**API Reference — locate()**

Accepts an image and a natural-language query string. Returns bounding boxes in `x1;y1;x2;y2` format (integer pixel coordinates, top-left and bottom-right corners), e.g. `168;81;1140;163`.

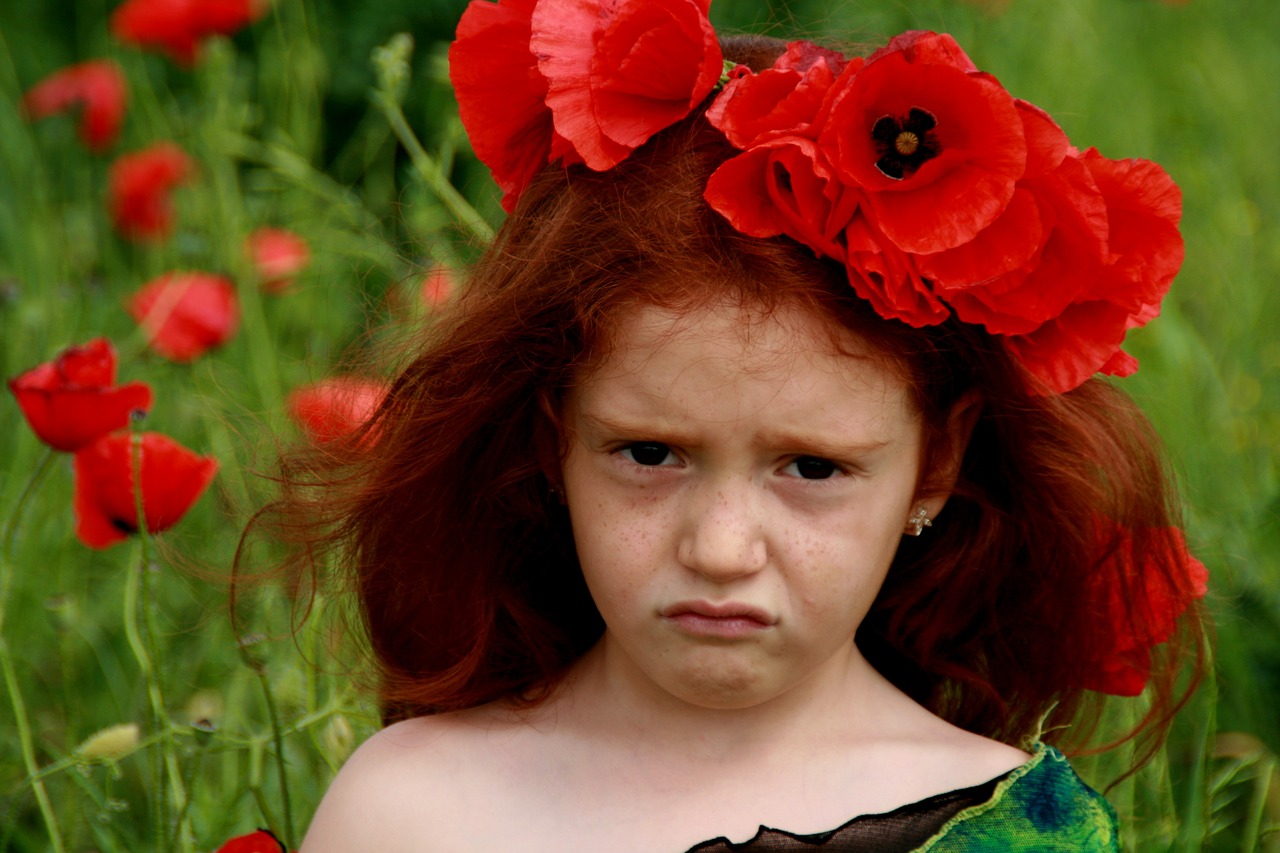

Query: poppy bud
76;723;141;761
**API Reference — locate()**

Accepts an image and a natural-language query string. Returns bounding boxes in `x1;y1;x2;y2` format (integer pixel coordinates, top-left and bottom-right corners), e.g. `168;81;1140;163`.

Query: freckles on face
559;298;926;709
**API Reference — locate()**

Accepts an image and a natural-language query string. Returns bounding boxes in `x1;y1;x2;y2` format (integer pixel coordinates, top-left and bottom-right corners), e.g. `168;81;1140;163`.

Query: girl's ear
911;391;983;526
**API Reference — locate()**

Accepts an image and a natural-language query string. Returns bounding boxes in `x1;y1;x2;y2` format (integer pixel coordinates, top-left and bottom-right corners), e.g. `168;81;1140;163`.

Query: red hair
261;37;1205;760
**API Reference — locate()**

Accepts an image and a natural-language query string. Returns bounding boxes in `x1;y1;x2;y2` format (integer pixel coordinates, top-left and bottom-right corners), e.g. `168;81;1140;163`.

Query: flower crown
448;0;1184;395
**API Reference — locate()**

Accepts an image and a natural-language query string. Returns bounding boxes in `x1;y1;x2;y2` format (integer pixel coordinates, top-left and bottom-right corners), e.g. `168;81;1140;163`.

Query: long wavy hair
257;36;1205;764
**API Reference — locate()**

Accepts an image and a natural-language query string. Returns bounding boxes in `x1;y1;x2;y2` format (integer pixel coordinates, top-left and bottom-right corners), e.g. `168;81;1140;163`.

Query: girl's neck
555;638;899;763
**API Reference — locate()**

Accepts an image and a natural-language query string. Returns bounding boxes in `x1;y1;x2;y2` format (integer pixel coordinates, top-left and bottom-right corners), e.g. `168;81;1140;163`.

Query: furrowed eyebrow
751;429;891;459
577;413;891;459
576;412;698;445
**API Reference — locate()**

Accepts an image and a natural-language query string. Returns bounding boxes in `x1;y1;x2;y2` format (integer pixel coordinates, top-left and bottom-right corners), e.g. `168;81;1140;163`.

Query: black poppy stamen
872;107;940;180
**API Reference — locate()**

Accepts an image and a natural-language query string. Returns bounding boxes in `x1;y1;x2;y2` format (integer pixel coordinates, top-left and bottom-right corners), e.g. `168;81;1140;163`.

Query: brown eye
623;442;673;466
790;456;838;480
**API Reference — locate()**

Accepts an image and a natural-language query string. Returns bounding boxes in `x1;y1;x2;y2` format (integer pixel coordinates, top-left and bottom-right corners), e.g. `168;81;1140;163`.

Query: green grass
1;0;1277;849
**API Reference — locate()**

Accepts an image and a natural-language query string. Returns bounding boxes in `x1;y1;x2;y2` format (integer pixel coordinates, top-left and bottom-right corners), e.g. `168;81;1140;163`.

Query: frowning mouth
661;600;776;638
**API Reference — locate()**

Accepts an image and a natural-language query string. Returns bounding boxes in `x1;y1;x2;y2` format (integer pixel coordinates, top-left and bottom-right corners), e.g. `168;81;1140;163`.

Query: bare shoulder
862;678;1031;795
300;710;513;852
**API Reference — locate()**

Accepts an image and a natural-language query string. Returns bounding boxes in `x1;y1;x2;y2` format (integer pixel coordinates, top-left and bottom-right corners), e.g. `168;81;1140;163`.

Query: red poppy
450;0;721;210
215;829;286;853
450;0;563;213
111;0;264;66
707;40;852;149
530;0;722;171
420;266;457;310
843;210;949;327
22;60;128;152
1081;523;1208;696
944;147;1181;393
108;142;193;242
127;272;239;362
244;227;310;294
8;339;153;452
287;377;388;445
705;137;854;261
819;31;1027;255
73;431;218;549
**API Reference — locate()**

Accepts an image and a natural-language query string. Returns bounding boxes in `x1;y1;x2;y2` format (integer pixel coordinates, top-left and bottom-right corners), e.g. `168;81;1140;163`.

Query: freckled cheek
785;533;891;617
574;495;671;615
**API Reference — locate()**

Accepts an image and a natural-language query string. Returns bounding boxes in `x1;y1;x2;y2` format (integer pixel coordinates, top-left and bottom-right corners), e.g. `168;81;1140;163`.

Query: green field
1;0;1277;849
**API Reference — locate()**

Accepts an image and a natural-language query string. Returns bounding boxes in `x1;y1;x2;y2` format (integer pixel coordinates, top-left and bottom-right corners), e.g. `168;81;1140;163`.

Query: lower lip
667;613;772;639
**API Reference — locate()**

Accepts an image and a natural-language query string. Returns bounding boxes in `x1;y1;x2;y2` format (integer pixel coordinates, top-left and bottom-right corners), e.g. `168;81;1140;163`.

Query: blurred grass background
1;0;1277;849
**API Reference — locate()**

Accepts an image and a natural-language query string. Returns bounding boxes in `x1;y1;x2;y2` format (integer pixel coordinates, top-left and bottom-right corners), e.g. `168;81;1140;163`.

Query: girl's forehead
572;299;915;414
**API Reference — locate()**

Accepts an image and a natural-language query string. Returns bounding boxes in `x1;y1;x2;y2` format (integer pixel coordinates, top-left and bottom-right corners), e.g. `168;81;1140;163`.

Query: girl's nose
676;481;768;581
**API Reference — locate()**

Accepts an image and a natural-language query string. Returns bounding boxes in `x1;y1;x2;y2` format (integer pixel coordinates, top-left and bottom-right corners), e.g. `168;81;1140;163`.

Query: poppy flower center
871;108;940;180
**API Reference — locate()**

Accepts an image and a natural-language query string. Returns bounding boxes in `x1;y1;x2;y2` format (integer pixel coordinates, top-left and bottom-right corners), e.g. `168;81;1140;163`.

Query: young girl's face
561;298;933;711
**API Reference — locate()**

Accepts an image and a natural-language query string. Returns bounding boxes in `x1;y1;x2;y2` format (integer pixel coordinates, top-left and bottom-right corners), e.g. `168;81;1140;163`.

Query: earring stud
906;505;932;536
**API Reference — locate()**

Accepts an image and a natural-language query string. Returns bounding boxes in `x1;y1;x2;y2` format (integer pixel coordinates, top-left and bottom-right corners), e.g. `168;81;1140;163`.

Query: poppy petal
8;339;154;452
73;432;218;549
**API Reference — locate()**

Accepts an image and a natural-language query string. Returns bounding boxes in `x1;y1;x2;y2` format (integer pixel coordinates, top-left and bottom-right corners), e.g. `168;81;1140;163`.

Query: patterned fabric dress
685;743;1120;852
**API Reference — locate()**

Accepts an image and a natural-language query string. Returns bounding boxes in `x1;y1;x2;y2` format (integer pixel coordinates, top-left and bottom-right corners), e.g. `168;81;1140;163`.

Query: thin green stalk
0;447;64;850
256;665;295;847
171;726;215;843
122;540;167;850
0;636;67;853
371;90;493;243
126;430;193;852
0;448;56;633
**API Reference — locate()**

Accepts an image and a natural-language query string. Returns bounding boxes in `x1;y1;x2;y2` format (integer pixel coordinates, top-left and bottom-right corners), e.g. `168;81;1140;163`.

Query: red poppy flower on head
956;148;1181;393
244;227;310;294
287;377;389;446
108;142;193;242
420;266;457;310
450;0;566;212
127;272;239;362
22;60;128;152
707;40;853;149
1080;522;1208;696
111;0;264;66
705;137;855;261
530;0;723;171
215;829;286;853
819;30;1027;254
73;431;218;549
932;153;1109;336
843;210;949;327
8;338;153;452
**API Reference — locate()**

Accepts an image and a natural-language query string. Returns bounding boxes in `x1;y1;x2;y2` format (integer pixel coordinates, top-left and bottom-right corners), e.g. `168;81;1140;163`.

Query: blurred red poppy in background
1081;522;1209;696
8;338;153;452
420;266;456;310
127;272;239;361
22;59;129;152
73;431;218;549
244;227;311;293
108;142;192;242
287;377;388;445
111;0;265;66
215;829;286;853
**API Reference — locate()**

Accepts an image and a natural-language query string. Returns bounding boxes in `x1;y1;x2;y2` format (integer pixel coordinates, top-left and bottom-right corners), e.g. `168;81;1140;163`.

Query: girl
292;4;1207;849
